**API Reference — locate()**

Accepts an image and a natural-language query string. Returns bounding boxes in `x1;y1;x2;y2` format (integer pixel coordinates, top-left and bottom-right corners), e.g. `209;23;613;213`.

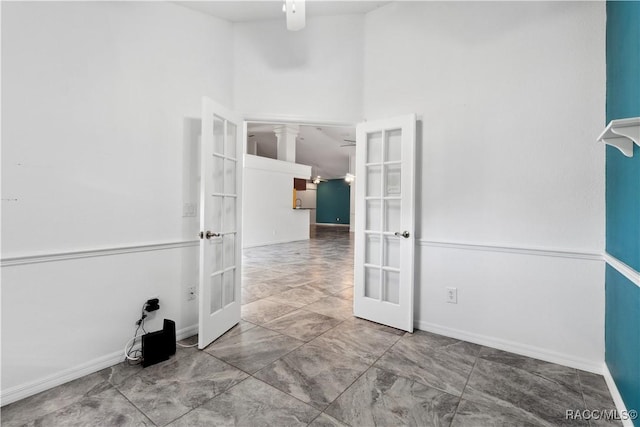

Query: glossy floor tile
25;388;153;427
263;309;342;342
254;339;372;410
167;377;319;427
2;226;621;426
204;325;304;374
116;350;249;426
326;367;459;426
461;357;588;426
375;329;480;396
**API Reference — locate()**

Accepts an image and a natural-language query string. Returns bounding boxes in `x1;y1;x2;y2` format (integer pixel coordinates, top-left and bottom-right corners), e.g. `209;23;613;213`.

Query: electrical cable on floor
124;302;149;364
176;341;198;348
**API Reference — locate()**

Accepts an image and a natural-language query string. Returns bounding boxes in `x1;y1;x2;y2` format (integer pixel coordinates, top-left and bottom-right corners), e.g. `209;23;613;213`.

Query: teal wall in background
316;179;350;224
605;0;640;270
606;266;640;416
605;1;640;420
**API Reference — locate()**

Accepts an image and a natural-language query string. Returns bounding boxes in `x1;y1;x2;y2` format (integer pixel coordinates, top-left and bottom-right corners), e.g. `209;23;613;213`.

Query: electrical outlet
187;286;197;301
446;287;457;304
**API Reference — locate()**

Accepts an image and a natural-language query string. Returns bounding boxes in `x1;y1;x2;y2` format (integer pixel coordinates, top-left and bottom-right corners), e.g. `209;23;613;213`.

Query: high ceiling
247;123;355;179
178;1;389;23
179;1;374;179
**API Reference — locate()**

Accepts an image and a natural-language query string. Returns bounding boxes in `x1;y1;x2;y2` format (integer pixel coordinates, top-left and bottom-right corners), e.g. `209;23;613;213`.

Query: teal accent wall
316;179;350;225
605;1;640;420
606;266;640;416
605;0;640;271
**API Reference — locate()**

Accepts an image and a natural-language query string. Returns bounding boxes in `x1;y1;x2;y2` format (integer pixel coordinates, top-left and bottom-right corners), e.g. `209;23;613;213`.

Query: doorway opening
242;122;357;248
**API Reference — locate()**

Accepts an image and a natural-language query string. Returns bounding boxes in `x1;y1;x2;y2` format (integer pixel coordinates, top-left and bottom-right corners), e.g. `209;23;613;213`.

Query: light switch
182;203;197;217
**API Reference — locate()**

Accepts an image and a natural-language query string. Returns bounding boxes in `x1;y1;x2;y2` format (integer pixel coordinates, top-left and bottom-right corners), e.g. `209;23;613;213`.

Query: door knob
199;231;221;239
394;231;410;238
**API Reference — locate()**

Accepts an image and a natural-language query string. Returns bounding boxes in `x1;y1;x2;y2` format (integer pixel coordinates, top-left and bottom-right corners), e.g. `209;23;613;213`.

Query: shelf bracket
597;117;640;157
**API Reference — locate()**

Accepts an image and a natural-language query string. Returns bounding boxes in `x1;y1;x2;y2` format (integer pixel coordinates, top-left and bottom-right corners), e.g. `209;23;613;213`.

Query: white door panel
354;114;416;332
199;97;242;349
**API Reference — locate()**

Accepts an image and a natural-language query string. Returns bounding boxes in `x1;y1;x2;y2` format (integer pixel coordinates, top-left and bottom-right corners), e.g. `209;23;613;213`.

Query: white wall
364;1;606;370
233;15;364;123
243;155;312;247
1;1;233;402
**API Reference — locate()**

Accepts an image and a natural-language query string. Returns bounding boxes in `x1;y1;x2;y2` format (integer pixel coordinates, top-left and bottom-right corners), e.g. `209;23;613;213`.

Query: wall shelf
597;117;640;157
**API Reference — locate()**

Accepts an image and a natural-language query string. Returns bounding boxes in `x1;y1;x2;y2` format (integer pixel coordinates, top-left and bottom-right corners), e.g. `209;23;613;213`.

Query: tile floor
1;226;621;426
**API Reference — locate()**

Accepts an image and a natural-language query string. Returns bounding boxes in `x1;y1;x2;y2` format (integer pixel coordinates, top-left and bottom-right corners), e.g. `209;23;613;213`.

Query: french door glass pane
223;197;236;232
223;270;235;306
210;273;223;314
224;160;236;194
365;234;380;265
384;236;400;269
223;234;235;269
226;122;237;159
385;128;402;162
212;156;224;194
385;164;401;196
383;270;400;304
210;239;223;272
210;195;223;233
213;115;224;155
366;165;382;197
366;200;381;231
384;199;401;232
367;132;383;163
364;267;380;299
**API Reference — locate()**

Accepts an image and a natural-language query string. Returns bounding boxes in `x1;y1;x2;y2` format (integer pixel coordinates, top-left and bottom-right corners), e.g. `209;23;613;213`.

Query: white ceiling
178;1;389;23
247;123;355;179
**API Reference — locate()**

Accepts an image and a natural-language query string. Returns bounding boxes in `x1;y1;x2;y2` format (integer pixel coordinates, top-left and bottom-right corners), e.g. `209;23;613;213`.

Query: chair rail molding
1;240;200;267
417;239;602;261
603;252;640;288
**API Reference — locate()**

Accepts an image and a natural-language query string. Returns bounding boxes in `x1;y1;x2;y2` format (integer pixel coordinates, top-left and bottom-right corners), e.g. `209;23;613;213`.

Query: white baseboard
0;351;124;407
0;325;198;407
603;365;635;427
242;237;310;249
415;320;603;374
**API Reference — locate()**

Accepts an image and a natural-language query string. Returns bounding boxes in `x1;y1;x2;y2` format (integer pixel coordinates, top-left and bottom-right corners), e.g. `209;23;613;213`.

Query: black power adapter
144;298;160;312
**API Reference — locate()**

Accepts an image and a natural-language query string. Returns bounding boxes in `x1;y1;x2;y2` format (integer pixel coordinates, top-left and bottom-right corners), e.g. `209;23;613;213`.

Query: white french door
353;114;416;332
198;97;243;349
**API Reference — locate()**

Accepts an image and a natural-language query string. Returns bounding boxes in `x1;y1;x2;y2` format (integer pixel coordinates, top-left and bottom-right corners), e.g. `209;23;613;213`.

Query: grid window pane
210;273;223;314
383;270;400;304
224;159;236;194
365;234;381;265
223;234;235;269
223;270;235;306
383;236;400;269
385;129;402;162
385;164;401;196
366;200;381;231
384;199;401;232
367;132;382;163
364;267;380;300
213;115;224;155
226;122;237;159
366;165;382;197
